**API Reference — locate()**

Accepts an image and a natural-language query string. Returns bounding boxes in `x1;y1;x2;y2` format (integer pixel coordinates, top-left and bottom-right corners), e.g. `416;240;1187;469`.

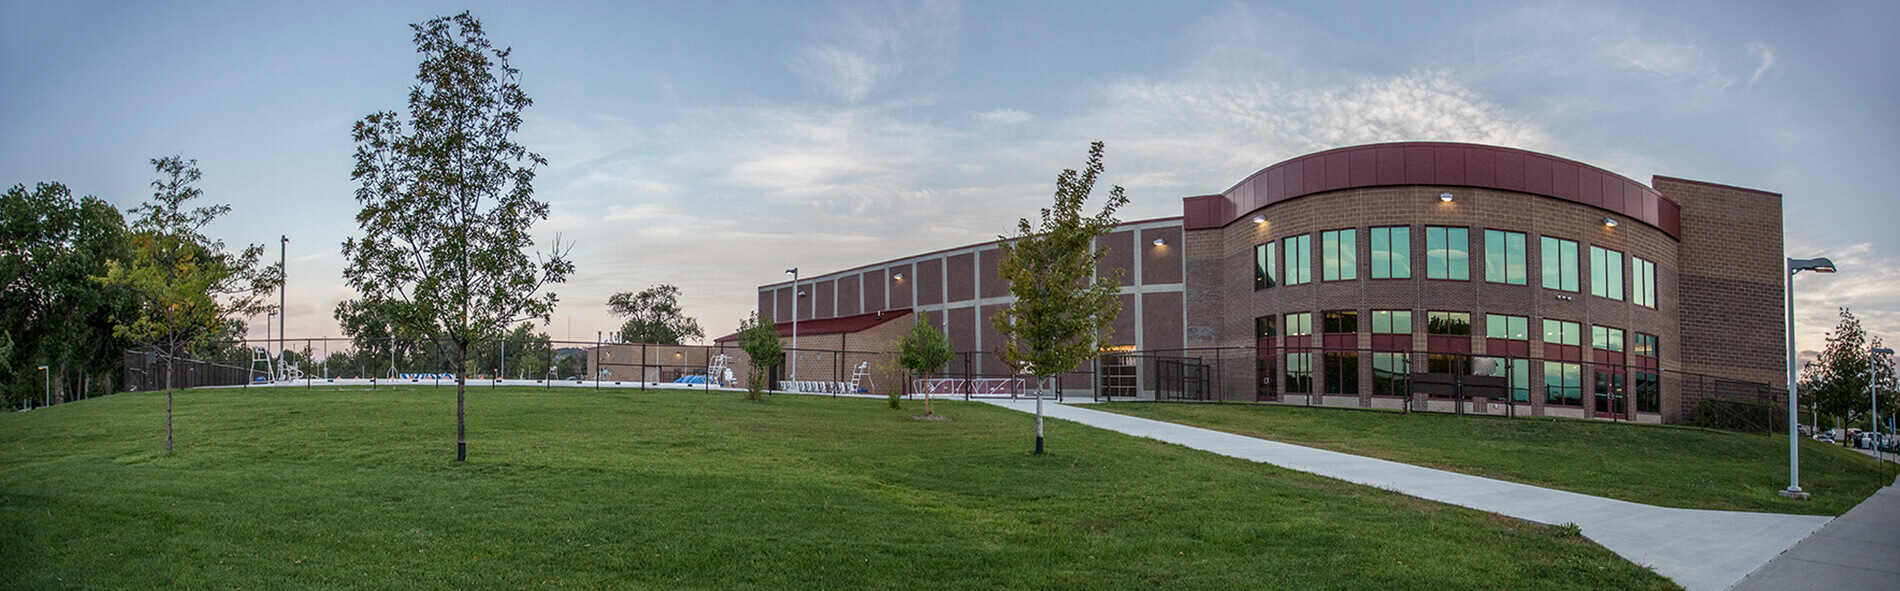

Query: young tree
898;314;954;417
1800;308;1896;428
992;141;1127;455
737;312;784;401
100;156;280;453
342;11;573;461
607;285;704;344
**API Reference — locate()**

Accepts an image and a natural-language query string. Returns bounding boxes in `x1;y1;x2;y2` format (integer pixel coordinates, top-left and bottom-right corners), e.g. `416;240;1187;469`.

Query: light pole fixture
1783;256;1837;499
1873;346;1893;463
786;268;799;384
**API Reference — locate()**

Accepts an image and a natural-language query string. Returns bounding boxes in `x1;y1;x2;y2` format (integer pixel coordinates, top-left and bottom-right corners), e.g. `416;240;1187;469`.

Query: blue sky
3;0;1895;357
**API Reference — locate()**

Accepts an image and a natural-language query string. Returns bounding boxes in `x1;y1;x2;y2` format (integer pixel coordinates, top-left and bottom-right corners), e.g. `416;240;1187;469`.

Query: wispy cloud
791;0;960;104
1745;41;1778;87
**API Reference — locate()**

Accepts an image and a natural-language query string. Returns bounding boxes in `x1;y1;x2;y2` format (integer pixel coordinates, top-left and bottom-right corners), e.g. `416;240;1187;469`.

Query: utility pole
786;268;799;384
279;235;288;382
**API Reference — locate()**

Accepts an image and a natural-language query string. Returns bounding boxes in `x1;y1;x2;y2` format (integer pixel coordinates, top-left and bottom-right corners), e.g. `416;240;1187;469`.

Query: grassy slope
1093;402;1891;516
1;386;1676;590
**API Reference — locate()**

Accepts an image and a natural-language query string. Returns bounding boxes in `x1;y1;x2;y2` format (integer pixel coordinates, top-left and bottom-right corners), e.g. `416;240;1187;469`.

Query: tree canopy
737;312;783;401
898;314;954;416
341;11;571;461
1800;308;1896;427
0;182;135;407
607;284;704;345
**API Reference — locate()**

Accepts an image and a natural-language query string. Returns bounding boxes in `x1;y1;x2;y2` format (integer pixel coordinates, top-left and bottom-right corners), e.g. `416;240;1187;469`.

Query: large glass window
1372;310;1412;334
1254;242;1276;291
1323;310;1358;334
1590;246;1624;300
1634;373;1660;413
1543;319;1581;347
1541;237;1579;292
1427;311;1471;336
1485;314;1529;341
1632;257;1656;308
1484;358;1531;402
1325;352;1359;394
1255;316;1276;339
1322;229;1357;281
1633;333;1658;358
1285;353;1313;393
1591;326;1625;352
1425;227;1469;280
1484;230;1528;285
1427;311;1471;374
1285;312;1313;336
1544;362;1582;406
1369;226;1410;279
1284;235;1311;285
1372;352;1410;397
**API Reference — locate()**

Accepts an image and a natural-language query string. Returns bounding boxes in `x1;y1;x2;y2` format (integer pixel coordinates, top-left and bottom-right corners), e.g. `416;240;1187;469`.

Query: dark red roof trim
1185;142;1683;240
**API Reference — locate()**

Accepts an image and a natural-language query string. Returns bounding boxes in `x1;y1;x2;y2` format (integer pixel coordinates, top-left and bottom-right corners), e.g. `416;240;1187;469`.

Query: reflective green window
1485;314;1528;340
1635;373;1660;413
1372;352;1410;397
1370;226;1410;279
1427;311;1470;335
1284;235;1311;285
1425;227;1469;280
1632;257;1656;307
1544;362;1582;406
1285;312;1312;336
1322;229;1357;281
1371;310;1412;334
1591;326;1625;351
1590;246;1624;300
1541;237;1579;292
1484;230;1527;285
1542;319;1580;346
1254;242;1276;290
1285;353;1313;393
1255;316;1276;339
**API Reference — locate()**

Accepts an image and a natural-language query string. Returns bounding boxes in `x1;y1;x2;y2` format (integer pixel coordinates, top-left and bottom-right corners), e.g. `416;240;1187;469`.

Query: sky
3;0;1896;360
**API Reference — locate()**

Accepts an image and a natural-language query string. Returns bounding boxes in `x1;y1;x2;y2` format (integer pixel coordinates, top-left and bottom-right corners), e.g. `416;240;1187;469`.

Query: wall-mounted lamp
1152;238;1166;246
797;290;807;297
1252;215;1266;224
893;273;904;281
1603;217;1618;227
1440;192;1455;202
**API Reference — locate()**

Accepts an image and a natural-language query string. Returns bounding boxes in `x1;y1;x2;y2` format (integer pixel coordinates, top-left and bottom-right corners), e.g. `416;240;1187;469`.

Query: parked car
1814;433;1835;443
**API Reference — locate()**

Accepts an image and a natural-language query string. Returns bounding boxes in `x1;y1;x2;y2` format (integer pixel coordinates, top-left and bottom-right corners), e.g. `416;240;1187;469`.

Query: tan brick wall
1653;177;1787;391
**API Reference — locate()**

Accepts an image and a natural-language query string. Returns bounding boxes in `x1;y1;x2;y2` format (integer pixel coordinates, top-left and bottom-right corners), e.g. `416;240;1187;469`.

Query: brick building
741;142;1783;422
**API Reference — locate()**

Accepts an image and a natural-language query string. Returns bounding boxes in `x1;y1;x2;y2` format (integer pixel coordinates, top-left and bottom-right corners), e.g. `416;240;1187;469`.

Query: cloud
1785;241;1900;358
1745;42;1777;87
791;0;961;104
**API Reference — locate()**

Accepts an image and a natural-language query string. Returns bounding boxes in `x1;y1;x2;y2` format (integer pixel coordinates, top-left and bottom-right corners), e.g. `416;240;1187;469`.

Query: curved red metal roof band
1183;142;1682;239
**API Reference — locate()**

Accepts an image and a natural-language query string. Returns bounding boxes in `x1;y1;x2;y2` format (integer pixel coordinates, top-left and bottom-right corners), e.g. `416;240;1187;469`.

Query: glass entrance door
1593;371;1627;420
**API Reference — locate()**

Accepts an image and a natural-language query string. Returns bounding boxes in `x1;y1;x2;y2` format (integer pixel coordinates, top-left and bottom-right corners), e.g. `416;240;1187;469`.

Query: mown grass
1;386;1678;590
1093;401;1892;516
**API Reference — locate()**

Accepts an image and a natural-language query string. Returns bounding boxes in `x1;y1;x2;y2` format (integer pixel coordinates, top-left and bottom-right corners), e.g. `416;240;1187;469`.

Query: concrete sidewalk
981;399;1833;591
1728;484;1900;589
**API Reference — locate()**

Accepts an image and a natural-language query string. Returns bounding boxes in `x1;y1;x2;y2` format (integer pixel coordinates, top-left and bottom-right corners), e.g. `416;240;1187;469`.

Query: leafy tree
898;314;954;417
0;182;136;407
1800;308;1896;429
342;12;573;461
992;141;1127;454
100;156;280;453
737;312;783;401
470;323;552;379
607;285;704;345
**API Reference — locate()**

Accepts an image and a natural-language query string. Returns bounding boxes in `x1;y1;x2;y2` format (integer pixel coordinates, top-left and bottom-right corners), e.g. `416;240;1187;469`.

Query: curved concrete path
981;399;1832;591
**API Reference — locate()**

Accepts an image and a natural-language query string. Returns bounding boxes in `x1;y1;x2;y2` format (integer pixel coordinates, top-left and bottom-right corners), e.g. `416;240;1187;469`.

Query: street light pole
1783;256;1836;499
37;365;48;409
280;235;287;383
786;268;799;385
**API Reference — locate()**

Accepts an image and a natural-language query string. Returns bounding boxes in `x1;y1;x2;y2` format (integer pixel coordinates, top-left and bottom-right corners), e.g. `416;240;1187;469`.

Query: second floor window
1322;229;1356;281
1541;236;1579;292
1370;226;1410;279
1590;246;1624;300
1426;227;1469;280
1484;230;1527;285
1285;235;1312;285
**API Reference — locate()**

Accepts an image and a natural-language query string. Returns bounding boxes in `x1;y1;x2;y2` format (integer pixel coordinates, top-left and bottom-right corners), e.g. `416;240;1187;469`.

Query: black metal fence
122;349;263;391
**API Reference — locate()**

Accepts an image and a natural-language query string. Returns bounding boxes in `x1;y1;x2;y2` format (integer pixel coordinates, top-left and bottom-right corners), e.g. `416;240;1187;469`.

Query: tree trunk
165;346;174;455
456;341;468;462
923;371;933;416
1034;375;1045;455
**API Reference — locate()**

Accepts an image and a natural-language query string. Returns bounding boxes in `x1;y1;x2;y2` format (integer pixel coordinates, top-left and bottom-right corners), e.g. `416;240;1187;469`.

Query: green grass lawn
1092;401;1893;516
1;386;1677;590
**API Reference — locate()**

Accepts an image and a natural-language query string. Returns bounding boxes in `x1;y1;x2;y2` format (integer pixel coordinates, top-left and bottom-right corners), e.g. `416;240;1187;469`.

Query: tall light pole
266;311;276;382
37;365;48;409
785;268;799;384
1783;256;1836;499
279;235;287;383
1872;346;1893;463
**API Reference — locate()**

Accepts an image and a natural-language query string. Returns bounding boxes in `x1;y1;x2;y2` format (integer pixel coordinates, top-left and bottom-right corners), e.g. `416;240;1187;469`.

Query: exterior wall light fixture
893;273;904;281
1604;217;1618;227
1440;192;1454;202
1252;215;1266;224
1153;238;1166;246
